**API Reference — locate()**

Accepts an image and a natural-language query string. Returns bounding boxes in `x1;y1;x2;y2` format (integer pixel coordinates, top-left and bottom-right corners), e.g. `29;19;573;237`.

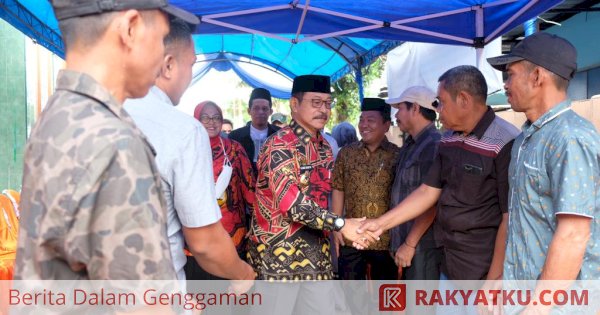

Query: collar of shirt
290;120;323;144
453;106;495;139
56;69;125;119
521;99;571;138
250;124;269;140
359;136;394;153
148;86;174;107
406;123;437;145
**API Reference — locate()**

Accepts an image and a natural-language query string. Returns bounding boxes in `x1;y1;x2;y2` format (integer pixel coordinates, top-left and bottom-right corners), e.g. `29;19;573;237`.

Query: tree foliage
327;56;386;130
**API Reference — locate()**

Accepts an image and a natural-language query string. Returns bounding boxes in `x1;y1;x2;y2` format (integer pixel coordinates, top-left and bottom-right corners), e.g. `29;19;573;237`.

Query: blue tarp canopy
1;0;562;98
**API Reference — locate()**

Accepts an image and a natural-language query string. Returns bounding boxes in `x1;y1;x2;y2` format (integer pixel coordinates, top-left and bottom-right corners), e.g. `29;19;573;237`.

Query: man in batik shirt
332;98;399;281
248;75;372;315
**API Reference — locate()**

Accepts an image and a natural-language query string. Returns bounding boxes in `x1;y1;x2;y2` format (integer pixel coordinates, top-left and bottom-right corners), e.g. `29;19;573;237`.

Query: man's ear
384;120;392;132
162;54;174;79
534;67;547;87
290;97;299;113
458;91;471;109
117;10;143;50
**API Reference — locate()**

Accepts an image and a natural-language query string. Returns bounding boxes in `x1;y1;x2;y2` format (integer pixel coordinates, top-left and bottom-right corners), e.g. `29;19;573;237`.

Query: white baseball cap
386;86;437;111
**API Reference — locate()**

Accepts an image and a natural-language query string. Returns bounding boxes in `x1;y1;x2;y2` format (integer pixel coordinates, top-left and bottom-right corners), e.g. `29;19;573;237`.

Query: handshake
338;217;384;250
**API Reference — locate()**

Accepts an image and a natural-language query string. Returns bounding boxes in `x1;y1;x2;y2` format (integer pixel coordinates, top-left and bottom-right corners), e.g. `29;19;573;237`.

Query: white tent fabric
385;38;504;103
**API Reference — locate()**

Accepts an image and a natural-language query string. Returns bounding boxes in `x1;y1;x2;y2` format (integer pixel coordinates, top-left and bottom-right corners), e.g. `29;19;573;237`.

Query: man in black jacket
229;87;280;173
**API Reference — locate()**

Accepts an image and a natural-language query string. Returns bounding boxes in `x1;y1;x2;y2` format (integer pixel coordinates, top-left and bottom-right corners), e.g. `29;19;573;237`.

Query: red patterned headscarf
193;101;222;122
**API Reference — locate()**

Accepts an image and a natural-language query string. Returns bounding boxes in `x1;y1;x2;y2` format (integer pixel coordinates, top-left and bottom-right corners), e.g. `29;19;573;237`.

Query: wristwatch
333;217;345;231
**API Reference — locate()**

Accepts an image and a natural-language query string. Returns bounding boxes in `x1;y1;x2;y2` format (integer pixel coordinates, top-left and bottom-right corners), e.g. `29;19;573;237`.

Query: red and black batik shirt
247;120;339;281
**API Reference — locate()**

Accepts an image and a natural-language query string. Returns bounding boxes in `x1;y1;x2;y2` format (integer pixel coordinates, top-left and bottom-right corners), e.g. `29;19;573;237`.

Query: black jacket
229;122;280;173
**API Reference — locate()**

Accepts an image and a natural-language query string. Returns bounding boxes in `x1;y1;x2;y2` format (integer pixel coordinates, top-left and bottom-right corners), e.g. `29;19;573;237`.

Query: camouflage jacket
14;70;175;280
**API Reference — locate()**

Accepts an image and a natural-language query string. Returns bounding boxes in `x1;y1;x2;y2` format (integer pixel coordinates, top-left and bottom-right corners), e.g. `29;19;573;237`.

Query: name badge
300;165;313;172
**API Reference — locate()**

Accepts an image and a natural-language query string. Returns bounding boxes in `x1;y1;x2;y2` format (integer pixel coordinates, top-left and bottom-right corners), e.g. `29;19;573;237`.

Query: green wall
546;7;600;71
0;19;27;190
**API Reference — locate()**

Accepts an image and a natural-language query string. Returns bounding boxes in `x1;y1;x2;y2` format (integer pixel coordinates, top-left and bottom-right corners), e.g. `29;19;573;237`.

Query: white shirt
250;124;268;162
124;87;221;280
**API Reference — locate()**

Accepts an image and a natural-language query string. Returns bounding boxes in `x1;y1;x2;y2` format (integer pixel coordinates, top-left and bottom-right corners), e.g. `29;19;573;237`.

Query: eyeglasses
199;115;223;124
307;98;334;109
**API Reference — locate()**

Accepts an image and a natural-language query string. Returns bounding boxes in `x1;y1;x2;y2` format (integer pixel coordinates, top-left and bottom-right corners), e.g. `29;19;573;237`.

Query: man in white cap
388;86;441;277
387;86;441;314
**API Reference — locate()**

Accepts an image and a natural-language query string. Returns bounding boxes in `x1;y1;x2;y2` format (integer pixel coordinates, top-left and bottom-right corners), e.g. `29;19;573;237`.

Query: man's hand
333;231;345;257
228;263;256;294
394;243;416;269
477;277;503;315
352;218;384;249
340;217;379;249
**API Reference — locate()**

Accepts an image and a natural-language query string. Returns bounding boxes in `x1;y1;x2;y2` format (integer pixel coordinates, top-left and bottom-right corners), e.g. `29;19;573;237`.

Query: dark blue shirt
389;123;441;253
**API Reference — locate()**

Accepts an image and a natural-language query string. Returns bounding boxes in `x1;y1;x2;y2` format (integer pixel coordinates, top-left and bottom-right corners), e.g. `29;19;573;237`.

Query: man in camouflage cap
15;0;198;280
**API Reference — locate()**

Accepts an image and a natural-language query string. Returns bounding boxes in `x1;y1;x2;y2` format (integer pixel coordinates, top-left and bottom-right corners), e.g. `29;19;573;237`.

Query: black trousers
184;256;247;315
337;247;398;315
399;247;442;315
400;247;442;280
338;246;398;280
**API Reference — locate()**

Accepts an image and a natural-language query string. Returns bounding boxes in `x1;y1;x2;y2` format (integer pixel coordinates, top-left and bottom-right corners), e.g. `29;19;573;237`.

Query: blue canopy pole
355;68;364;103
475;5;484;69
524;18;537;37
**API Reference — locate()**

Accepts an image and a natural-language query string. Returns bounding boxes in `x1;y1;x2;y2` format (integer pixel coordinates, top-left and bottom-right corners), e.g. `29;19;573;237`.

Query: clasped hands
338;217;383;249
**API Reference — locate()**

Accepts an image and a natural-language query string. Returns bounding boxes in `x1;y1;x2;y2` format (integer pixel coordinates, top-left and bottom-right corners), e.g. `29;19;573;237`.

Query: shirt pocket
307;166;331;208
399;161;422;190
452;163;487;204
521;161;550;209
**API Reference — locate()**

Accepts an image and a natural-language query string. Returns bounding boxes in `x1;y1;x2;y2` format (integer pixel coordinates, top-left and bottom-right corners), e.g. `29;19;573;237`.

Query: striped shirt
425;107;519;280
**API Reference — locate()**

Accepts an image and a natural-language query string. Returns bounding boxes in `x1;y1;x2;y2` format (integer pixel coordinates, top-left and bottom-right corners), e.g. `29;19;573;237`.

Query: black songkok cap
249;88;272;108
291;75;331;94
361;98;390;116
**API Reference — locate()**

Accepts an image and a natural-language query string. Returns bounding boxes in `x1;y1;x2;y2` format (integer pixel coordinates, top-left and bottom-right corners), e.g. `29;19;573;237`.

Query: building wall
0;19;28;190
496;98;600;132
546;7;600;99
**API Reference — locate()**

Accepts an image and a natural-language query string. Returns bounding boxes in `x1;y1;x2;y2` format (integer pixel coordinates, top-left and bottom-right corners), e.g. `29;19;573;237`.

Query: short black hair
57;11;118;50
521;60;569;91
376;110;392;123
291;92;304;102
438;65;487;104
404;102;437;122
164;18;193;54
222;119;233;126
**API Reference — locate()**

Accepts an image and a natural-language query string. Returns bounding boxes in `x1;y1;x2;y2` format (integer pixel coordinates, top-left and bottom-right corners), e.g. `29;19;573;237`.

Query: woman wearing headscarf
332;121;359;148
185;101;256;280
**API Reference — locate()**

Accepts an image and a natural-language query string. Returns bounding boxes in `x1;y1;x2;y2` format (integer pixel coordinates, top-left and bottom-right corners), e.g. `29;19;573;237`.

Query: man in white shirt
124;18;254;285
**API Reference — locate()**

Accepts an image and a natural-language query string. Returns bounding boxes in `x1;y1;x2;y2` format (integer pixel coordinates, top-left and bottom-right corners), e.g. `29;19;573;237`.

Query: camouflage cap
271;112;288;124
51;0;200;25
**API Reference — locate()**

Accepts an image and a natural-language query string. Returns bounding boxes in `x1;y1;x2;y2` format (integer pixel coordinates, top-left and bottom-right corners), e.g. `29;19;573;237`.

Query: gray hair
438;65;487;104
